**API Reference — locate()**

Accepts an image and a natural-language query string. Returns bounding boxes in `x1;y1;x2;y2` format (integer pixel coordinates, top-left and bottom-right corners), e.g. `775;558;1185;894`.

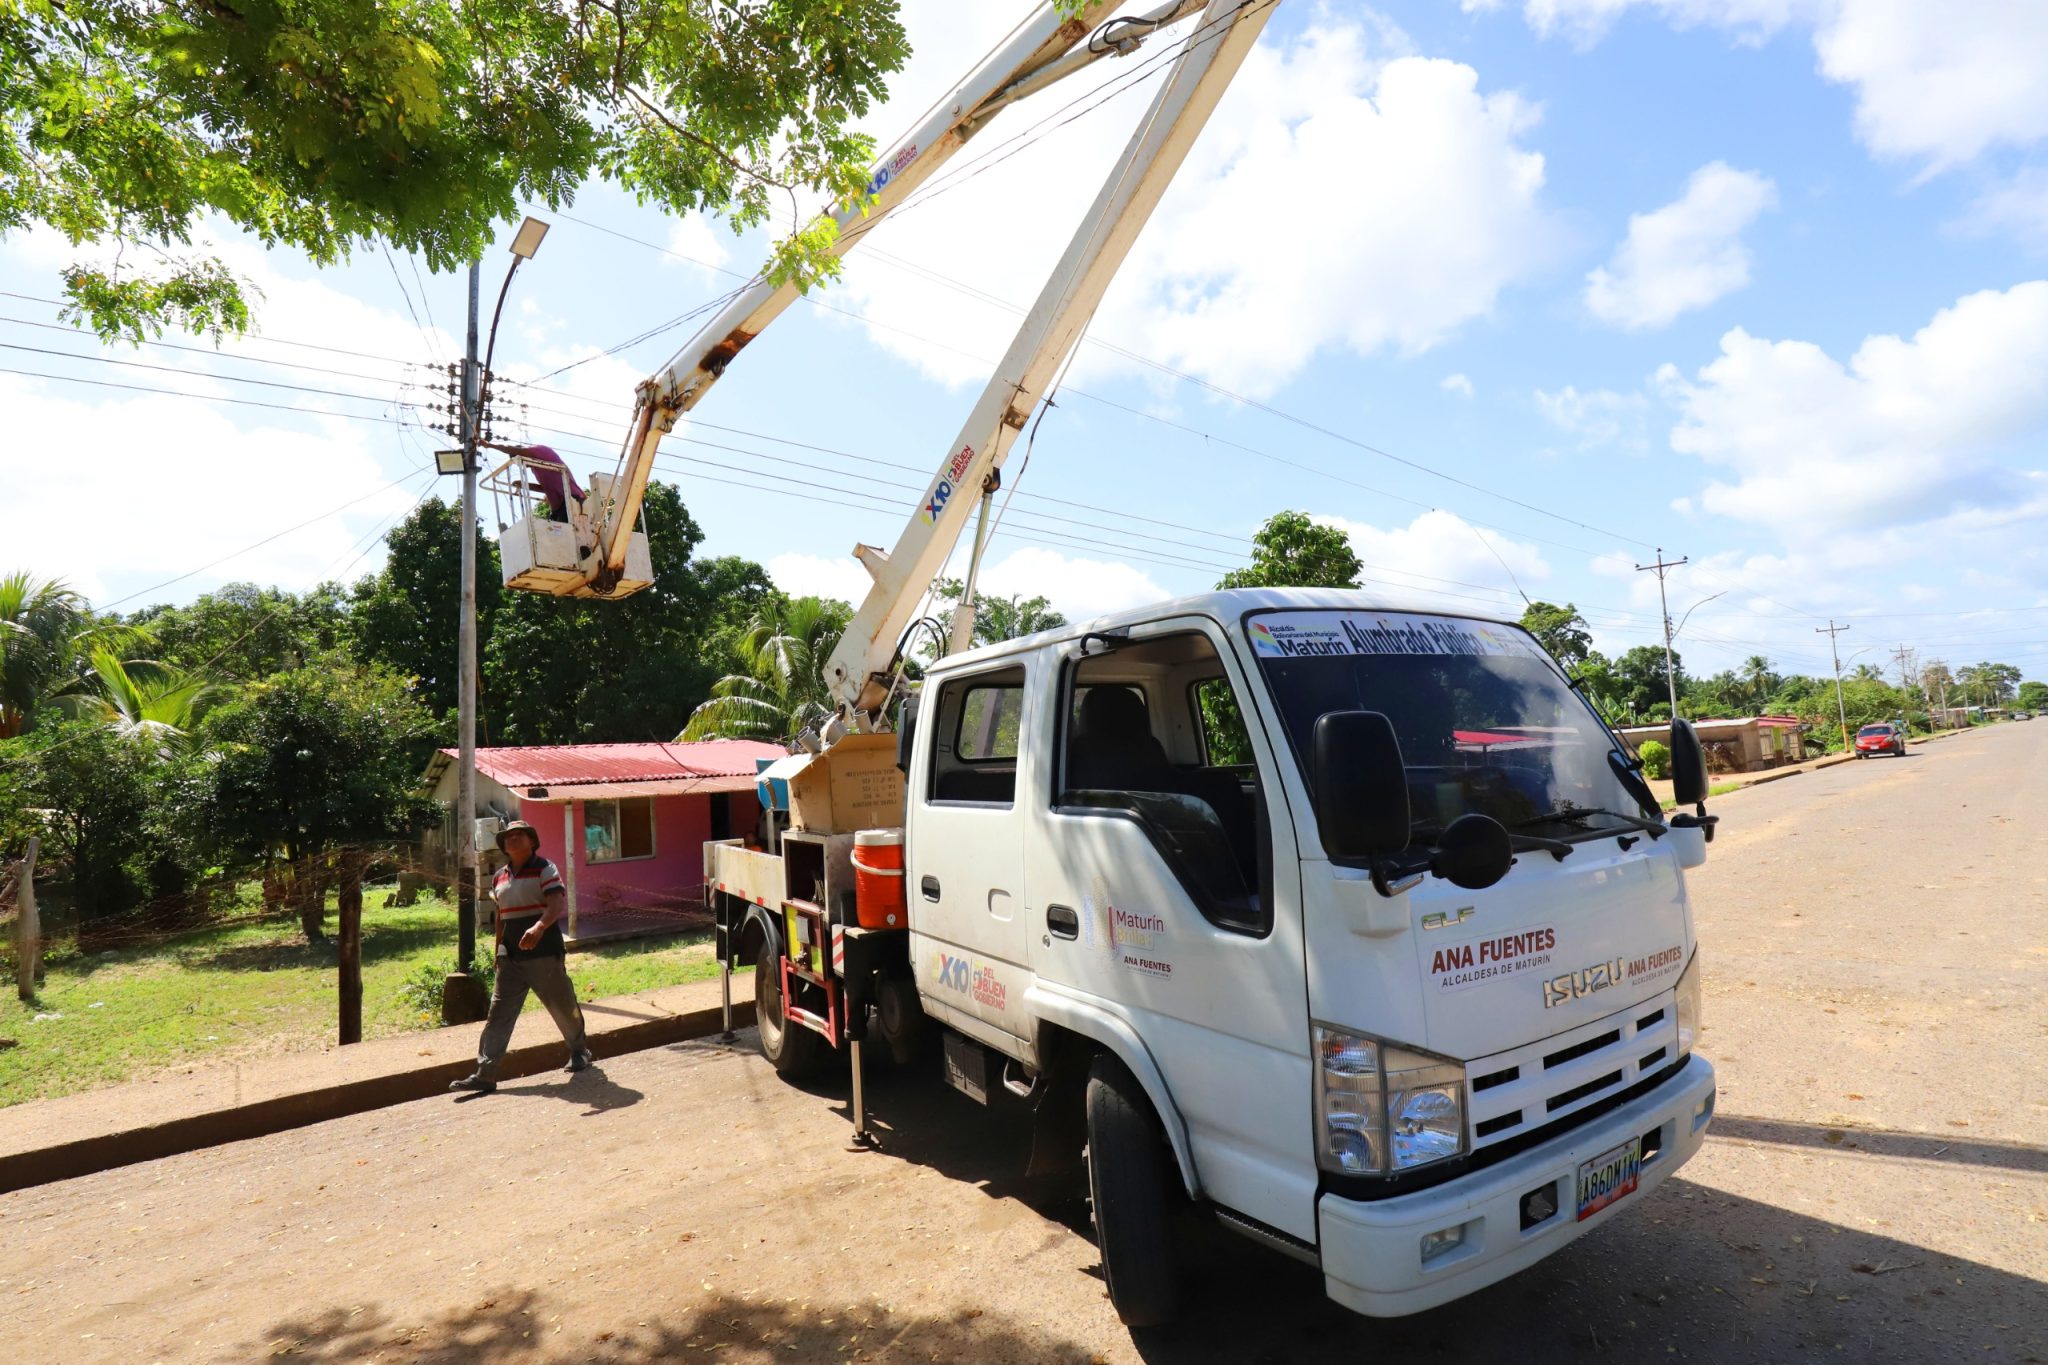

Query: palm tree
0;572;93;737
54;648;224;758
679;597;846;743
1742;655;1776;708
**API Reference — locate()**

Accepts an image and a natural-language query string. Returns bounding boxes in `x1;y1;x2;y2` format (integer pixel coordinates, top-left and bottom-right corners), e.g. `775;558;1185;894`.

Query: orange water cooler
850;829;907;929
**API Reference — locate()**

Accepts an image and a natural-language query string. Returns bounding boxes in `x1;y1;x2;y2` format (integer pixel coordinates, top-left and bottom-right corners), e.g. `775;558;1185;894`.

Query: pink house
425;740;782;938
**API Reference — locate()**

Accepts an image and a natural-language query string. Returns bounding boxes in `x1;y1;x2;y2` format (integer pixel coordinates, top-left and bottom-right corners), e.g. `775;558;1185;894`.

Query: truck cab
902;587;1716;1320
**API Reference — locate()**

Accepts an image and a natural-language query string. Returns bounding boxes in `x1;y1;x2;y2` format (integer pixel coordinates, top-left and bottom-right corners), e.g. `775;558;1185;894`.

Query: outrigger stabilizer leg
849;1038;877;1150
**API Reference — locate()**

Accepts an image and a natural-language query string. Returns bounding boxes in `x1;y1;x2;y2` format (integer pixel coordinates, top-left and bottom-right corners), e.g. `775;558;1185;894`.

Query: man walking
450;820;593;1093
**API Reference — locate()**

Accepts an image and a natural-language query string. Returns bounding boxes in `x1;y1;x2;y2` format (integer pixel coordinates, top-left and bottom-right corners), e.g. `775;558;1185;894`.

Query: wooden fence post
14;837;38;1002
338;848;364;1045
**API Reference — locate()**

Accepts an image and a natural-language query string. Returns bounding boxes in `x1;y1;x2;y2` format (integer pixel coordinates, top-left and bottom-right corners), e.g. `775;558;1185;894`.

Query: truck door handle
1047;904;1079;939
920;875;941;902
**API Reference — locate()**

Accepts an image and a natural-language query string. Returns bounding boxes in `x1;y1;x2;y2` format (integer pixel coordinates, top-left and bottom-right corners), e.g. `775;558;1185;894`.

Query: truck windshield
1246;609;1655;840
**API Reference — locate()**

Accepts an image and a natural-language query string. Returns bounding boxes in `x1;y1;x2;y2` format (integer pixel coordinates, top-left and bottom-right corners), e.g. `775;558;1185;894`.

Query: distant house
1617;716;1805;773
423;740;783;938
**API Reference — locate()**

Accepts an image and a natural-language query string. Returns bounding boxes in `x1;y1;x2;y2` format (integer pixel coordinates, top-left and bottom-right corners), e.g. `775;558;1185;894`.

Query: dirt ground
2;724;2042;1364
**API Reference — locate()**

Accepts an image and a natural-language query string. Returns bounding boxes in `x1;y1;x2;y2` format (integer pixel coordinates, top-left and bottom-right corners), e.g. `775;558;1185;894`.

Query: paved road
4;726;2043;1364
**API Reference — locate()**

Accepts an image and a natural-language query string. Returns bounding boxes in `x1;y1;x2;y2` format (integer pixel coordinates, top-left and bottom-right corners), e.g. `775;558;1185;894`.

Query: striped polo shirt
493;854;566;958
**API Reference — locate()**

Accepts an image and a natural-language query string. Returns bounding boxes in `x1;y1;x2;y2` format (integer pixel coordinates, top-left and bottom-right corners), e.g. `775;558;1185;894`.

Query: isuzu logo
1543;957;1625;1009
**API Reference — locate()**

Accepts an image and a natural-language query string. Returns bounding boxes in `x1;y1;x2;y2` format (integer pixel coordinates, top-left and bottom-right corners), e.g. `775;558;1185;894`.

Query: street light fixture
1671;590;1726;643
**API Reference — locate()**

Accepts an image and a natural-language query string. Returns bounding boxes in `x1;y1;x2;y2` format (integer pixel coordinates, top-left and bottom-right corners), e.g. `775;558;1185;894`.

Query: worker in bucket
449;820;593;1093
485;441;585;524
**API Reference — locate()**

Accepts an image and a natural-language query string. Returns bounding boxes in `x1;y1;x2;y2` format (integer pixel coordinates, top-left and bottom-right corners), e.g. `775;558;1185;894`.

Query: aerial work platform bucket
484;452;654;599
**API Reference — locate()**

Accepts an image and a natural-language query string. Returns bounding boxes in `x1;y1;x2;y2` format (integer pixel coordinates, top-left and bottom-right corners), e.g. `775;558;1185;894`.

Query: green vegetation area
0;887;725;1109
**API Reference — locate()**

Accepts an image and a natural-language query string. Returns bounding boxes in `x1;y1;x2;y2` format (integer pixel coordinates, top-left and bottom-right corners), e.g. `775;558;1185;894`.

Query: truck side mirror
1669;717;1709;806
1311;711;1411;861
895;693;919;775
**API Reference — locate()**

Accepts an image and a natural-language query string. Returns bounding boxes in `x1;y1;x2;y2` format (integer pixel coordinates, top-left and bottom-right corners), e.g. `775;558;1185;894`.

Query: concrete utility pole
1635;549;1688;719
1818;621;1852;752
1891;644;1916;720
446;261;487;1024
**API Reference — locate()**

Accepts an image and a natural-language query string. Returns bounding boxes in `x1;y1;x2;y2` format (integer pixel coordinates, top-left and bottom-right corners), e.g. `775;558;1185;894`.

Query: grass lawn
0;887;727;1109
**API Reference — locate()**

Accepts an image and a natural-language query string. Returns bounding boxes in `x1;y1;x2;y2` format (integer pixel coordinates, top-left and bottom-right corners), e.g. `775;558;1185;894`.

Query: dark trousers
476;951;588;1076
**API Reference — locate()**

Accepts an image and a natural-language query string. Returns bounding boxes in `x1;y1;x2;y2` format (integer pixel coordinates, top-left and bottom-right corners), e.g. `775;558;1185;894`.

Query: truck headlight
1674;952;1703;1057
1314;1026;1466;1176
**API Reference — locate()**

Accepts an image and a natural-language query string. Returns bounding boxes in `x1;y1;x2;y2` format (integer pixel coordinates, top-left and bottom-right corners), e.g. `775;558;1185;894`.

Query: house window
585;797;656;863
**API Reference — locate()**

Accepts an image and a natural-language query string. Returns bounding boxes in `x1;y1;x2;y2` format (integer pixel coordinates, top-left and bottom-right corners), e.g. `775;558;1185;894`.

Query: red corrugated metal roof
438;740;786;789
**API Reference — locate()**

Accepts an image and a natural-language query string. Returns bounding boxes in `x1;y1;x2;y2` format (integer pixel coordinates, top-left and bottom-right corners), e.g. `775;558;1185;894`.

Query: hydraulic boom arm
824;0;1277;721
581;1;1214;595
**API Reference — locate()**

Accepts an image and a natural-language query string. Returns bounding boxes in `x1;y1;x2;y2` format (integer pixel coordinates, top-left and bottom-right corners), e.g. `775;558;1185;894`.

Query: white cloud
1525;0;1803;48
0;228;450;603
1441;372;1476;398
1534;384;1649;449
1521;2;2048;175
666;215;736;273
975;546;1168;622
766;551;873;608
1812;1;2048;173
1660;281;2048;537
1585;162;1775;330
1;374;417;604
1315;509;1549;607
1963;167;2048;252
834;10;1558;397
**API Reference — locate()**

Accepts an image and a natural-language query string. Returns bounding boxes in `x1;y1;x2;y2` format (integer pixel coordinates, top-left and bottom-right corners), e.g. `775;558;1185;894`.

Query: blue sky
4;0;2046;685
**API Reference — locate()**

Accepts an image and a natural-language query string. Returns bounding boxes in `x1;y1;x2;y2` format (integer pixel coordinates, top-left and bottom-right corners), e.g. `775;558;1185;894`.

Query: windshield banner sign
1248;611;1545;661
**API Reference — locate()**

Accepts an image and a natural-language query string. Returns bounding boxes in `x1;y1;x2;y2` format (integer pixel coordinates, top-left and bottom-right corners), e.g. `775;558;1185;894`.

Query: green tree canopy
352;499;499;723
1519;601;1593;669
9;719;156;919
1218;511;1362;590
4;0;910;339
132;581;350;682
2017;680;2048;712
1611;644;1683;721
932;578;1067;651
486;482;776;744
195;657;437;937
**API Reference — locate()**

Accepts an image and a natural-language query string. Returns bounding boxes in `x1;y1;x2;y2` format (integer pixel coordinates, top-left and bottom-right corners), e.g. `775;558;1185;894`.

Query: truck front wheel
755;943;823;1077
1085;1054;1184;1328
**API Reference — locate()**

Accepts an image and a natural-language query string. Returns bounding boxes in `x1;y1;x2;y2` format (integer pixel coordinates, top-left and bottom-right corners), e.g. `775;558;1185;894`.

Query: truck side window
1058;634;1269;936
928;667;1024;807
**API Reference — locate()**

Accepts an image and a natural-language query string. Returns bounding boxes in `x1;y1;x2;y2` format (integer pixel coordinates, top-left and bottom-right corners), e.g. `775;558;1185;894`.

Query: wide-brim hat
495;819;541;853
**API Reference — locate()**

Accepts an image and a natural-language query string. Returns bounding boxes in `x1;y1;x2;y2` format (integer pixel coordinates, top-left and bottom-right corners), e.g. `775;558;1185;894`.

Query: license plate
1576;1138;1642;1221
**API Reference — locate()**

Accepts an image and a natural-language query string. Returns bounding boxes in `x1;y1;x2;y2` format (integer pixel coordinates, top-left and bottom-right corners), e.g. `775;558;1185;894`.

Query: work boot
563;1049;594;1074
448;1070;496;1094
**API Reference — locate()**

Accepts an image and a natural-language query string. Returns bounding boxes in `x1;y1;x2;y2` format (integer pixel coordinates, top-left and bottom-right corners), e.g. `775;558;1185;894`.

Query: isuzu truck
498;0;1721;1326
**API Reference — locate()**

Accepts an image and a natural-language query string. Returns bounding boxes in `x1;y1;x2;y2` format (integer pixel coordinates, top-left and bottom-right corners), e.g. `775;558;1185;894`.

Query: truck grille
1465;993;1679;1153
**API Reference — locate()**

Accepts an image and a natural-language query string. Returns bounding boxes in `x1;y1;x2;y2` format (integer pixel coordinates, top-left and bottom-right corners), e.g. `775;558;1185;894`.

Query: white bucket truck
713;593;1718;1325
522;0;1720;1326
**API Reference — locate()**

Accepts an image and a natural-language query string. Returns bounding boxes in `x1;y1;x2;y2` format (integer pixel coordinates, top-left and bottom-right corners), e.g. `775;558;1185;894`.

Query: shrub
1638;740;1672;779
396;958;495;1026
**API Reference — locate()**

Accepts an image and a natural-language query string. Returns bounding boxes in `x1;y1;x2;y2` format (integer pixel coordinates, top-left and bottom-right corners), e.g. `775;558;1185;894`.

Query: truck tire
1085;1053;1183;1328
755;943;823;1077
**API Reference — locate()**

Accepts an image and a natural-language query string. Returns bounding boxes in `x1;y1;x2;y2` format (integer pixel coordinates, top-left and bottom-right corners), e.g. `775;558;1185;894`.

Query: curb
0;996;755;1195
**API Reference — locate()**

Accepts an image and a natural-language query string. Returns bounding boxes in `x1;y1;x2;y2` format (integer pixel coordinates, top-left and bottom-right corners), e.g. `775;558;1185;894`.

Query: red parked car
1854;723;1906;757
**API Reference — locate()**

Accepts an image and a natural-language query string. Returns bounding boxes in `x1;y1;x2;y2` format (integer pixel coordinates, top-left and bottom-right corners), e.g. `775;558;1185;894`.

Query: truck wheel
755;943;822;1077
1086;1054;1183;1328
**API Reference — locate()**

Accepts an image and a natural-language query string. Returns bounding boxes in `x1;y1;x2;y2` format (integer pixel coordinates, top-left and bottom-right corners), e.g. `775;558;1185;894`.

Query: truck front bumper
1316;1054;1716;1318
